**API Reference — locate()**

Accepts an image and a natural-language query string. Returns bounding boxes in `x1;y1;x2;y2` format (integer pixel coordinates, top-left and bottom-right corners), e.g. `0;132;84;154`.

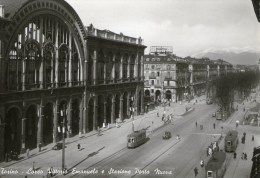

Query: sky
66;0;260;57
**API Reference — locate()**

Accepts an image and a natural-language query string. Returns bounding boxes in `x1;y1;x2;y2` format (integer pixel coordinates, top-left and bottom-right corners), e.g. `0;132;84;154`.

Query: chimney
0;5;4;18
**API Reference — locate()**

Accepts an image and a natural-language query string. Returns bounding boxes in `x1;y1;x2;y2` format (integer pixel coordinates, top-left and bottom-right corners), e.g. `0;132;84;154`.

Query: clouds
66;0;260;57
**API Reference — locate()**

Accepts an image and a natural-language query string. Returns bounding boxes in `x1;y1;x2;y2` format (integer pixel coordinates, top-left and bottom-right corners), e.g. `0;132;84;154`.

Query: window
151;89;154;93
157;80;159;85
167;65;171;70
151;65;155;70
167;72;170;78
157;72;160;76
167;81;170;86
227;141;232;146
151;80;154;85
207;171;213;178
151;72;155;77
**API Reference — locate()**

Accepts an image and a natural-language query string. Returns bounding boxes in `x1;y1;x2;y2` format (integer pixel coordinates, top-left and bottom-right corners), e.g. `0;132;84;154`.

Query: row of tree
212;70;260;115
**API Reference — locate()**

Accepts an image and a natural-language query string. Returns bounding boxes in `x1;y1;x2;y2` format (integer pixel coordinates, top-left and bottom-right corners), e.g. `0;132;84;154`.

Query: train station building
0;0;146;162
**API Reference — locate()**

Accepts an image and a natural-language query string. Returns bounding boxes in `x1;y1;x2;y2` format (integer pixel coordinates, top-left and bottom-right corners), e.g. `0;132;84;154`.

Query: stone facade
144;46;233;102
0;0;146;162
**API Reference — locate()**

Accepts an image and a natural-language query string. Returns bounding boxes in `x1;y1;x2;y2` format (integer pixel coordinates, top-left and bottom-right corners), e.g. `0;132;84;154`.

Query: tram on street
127;129;147;148
205;151;227;178
225;130;238;152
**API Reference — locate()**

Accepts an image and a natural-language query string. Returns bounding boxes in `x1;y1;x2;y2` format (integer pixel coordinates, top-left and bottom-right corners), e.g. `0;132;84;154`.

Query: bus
205;151;227;178
127;129;147;148
225;130;238;152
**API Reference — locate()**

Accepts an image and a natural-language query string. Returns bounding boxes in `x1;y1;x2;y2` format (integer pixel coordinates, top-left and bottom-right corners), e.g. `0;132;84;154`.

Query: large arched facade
0;0;87;159
0;0;146;162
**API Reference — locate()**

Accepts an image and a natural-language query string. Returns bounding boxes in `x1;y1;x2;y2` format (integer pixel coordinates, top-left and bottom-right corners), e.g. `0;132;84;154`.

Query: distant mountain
193;50;260;65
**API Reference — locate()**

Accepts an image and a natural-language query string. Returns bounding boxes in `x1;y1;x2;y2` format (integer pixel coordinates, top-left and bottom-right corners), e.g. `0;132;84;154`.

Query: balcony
164;76;172;80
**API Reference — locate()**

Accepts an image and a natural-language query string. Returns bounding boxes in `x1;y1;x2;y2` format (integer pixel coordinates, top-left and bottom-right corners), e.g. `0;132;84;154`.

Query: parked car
206;98;213;105
163;131;172;140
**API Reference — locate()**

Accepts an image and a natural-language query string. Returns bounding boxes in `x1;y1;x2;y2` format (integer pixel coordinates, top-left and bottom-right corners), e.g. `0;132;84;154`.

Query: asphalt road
76;103;220;178
1;92;259;178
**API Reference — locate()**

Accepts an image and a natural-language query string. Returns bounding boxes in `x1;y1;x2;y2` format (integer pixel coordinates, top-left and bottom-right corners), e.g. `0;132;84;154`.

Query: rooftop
86;24;144;46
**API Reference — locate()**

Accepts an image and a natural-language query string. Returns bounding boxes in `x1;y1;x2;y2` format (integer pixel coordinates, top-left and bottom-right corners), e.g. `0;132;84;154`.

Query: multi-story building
0;0;146;162
144;46;232;102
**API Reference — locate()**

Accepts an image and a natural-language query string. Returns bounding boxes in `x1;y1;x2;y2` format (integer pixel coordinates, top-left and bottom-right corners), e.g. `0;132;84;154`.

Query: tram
127;129;147;148
205;151;227;178
225;130;238;152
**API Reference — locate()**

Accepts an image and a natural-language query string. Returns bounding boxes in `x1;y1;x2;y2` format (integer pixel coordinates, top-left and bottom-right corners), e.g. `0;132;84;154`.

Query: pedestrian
234;152;236;159
162;115;164;121
32;161;35;171
245;153;247;160
5;152;8;162
194;167;198;177
195;122;197;127
252;135;254;141
97;127;101;136
213;123;215;129
206;148;209;157
200;160;204;167
38;142;42;152
48;166;54;177
26;148;30;158
77;143;81;150
157;112;159;117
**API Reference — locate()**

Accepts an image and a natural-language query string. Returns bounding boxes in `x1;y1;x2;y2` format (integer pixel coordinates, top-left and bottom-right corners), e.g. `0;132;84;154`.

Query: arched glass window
105;52;113;83
72;53;79;85
24;39;40;90
115;53;120;82
123;54;128;80
8;50;17;90
44;42;55;88
130;55;135;79
59;44;68;87
98;51;105;84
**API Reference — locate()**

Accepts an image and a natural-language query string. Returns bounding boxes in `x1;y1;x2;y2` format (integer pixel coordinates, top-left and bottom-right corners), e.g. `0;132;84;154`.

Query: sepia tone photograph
0;0;260;177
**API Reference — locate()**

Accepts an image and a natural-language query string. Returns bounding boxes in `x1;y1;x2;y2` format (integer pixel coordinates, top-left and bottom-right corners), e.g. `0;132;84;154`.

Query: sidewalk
0;99;194;178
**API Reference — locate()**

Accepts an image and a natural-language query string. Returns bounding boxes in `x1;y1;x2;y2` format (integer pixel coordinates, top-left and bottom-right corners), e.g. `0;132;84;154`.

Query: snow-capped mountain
193;47;260;65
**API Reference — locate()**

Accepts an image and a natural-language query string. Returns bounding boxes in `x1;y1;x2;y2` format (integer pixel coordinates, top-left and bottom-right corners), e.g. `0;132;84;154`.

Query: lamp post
60;106;66;172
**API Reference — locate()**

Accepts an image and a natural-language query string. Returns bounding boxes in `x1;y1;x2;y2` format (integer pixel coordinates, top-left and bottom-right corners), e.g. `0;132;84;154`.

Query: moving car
163;131;172;140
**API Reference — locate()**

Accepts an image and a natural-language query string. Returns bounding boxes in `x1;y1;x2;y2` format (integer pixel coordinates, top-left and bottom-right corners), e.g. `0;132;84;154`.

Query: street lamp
130;97;135;132
60;106;67;172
